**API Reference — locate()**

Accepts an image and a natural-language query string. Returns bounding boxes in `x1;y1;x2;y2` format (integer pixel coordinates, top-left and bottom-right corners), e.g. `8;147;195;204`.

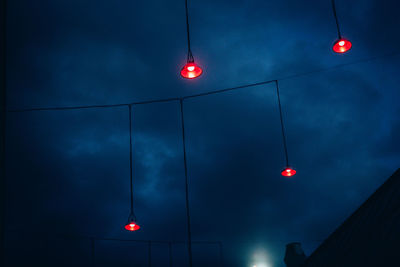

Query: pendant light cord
275;80;289;167
179;99;193;267
331;0;342;39
1;1;7;265
128;105;136;219
185;0;194;62
168;242;173;267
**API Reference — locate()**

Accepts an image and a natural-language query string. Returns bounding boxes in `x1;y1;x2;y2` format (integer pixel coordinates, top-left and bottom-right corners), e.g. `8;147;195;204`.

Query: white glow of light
251;264;269;267
250;248;271;267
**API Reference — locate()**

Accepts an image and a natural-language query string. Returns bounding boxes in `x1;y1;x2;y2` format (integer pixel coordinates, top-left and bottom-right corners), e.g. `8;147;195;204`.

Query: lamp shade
281;167;296;177
125;221;140;231
180;62;203;79
125;213;140;231
333;38;352;53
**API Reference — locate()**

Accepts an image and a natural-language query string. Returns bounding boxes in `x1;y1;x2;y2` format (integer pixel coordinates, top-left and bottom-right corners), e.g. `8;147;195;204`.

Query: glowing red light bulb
125;221;140;231
281;167;296;177
333;38;352;53
124;213;140;231
180;62;203;79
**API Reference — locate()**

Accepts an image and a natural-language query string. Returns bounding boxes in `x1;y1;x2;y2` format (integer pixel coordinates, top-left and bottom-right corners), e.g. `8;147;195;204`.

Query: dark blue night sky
4;0;400;266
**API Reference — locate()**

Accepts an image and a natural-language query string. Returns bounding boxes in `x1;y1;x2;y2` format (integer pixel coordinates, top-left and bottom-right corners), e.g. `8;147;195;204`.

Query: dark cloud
5;0;400;266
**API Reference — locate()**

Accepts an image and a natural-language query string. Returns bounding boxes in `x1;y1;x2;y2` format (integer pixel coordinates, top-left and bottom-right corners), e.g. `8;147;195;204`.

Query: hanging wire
168;242;173;267
8;229;324;244
128;105;136;220
179;99;193;267
90;238;96;267
1;1;8;261
12;229;223;266
275;80;289;167
331;0;342;39
185;0;194;62
218;241;224;267
7;50;400;113
148;240;152;267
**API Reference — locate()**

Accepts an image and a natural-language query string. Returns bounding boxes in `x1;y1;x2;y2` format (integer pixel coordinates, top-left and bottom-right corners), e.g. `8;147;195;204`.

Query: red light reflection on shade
333;39;352;53
124;222;140;231
281;167;296;177
180;62;203;79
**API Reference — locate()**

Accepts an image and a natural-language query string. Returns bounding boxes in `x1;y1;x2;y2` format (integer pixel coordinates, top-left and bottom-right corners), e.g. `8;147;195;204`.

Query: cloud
5;0;400;266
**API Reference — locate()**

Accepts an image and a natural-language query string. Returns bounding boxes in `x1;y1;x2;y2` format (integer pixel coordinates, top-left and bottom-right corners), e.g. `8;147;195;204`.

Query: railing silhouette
5;231;223;267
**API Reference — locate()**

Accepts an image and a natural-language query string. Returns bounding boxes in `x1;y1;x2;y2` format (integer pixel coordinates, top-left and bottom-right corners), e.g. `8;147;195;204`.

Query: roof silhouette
305;168;400;266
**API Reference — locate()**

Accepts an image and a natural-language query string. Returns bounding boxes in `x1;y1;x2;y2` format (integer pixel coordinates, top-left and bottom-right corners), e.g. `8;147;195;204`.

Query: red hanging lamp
275;81;296;177
281;167;296;177
181;61;202;79
124;105;140;231
125;213;140;231
333;39;352;53
180;0;203;79
331;0;352;53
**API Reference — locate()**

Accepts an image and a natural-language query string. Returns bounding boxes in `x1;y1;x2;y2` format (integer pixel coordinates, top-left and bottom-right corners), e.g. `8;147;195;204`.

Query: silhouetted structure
285;168;400;267
284;242;306;267
0;1;7;266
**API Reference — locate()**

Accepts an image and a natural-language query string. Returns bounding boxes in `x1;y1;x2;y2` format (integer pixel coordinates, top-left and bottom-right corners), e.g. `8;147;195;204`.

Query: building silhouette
285;168;400;267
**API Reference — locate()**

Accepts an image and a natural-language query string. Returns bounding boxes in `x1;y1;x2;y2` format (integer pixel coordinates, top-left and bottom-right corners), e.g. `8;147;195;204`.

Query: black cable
169;242;173;267
6;50;400;113
179;99;193;267
218;241;224;267
182;80;275;100
9;228;325;243
128;105;136;219
185;0;194;62
331;0;342;39
0;0;7;265
91;238;96;267
7;98;180;113
148;241;152;267
7;228;226;244
97;238;222;245
275;80;289;167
